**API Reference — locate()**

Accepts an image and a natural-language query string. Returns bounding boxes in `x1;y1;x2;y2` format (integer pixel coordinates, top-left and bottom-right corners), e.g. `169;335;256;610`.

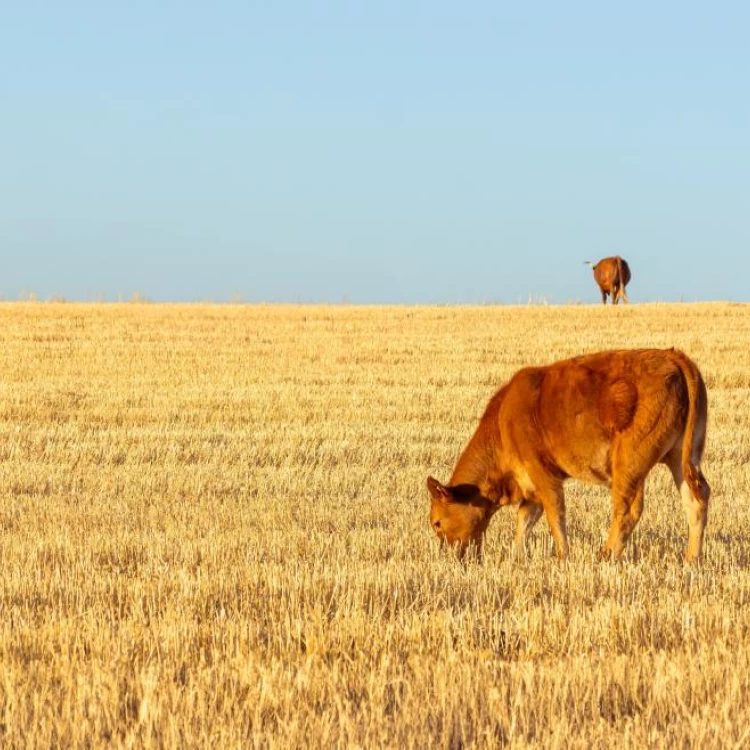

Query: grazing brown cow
427;349;710;563
586;256;631;304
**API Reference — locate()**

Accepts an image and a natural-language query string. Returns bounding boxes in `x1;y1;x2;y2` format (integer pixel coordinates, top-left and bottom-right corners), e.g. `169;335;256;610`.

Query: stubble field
1;301;750;748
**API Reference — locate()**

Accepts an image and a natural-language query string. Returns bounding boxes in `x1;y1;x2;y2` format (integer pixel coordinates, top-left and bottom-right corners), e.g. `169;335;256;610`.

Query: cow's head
426;476;497;559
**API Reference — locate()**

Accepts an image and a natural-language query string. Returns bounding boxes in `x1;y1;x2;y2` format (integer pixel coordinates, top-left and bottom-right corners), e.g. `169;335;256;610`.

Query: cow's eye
433;520;442;530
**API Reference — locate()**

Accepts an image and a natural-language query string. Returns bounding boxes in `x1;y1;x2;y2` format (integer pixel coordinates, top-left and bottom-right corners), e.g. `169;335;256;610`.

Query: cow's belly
548;425;613;487
555;447;612;486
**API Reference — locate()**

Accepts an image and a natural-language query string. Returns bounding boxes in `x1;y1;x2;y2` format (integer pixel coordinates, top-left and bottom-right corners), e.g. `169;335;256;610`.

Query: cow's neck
447;387;510;503
449;423;504;498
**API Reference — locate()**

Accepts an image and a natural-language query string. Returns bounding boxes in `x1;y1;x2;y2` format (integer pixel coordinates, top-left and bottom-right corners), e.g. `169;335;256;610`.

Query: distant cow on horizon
585;256;631;305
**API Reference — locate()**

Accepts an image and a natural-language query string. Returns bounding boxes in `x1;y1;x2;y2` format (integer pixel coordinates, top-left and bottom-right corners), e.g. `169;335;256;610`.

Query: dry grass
1;301;750;748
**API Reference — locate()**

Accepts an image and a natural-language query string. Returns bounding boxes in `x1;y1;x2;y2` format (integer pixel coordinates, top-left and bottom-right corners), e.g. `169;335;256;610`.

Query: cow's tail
614;255;626;303
671;349;710;505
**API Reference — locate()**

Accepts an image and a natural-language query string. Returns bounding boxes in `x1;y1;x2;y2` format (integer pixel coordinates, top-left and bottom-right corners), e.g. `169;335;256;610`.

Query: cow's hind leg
665;449;710;563
600;480;644;561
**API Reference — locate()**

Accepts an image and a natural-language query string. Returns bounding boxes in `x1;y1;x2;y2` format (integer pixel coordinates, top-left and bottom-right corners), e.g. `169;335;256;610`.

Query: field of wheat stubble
1;301;750;748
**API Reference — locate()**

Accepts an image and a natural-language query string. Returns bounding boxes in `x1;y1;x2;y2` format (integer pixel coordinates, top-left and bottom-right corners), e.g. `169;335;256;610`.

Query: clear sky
2;2;748;303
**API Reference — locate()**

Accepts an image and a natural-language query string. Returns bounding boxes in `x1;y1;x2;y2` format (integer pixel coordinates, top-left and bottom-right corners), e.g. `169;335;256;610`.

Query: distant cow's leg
665;451;709;563
538;488;568;561
601;289;608;304
611;285;620;305
620;286;629;304
513;500;543;558
600;481;645;561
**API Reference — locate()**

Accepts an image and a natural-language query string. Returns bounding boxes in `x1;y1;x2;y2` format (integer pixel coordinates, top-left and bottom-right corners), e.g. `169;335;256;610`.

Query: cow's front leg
538;488;568;561
513;499;543;559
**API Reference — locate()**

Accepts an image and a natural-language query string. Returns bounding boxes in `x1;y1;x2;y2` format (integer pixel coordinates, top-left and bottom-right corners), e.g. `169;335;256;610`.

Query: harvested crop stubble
1;301;750;748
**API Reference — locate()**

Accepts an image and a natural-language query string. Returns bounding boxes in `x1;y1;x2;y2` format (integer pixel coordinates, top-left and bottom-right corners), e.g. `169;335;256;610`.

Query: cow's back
501;349;690;485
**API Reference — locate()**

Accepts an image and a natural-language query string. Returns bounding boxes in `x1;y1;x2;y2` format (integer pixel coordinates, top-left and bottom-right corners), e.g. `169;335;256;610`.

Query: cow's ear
450;483;481;503
427;476;451;502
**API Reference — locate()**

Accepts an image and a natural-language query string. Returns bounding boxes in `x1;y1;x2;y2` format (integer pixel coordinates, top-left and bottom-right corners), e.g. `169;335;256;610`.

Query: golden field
1;301;750;749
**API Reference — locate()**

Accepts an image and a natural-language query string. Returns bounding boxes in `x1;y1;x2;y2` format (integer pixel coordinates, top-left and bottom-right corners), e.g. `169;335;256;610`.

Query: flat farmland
1;302;750;749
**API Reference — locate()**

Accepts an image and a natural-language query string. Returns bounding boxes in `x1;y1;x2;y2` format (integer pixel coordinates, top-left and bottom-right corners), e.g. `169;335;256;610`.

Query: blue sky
2;1;748;303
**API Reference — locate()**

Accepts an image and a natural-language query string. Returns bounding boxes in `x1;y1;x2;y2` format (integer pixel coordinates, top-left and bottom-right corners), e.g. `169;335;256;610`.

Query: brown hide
427;349;709;562
589;256;632;304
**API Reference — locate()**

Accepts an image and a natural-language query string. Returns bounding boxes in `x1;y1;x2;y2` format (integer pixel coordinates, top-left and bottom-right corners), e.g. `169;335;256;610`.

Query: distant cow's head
426;477;498;558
